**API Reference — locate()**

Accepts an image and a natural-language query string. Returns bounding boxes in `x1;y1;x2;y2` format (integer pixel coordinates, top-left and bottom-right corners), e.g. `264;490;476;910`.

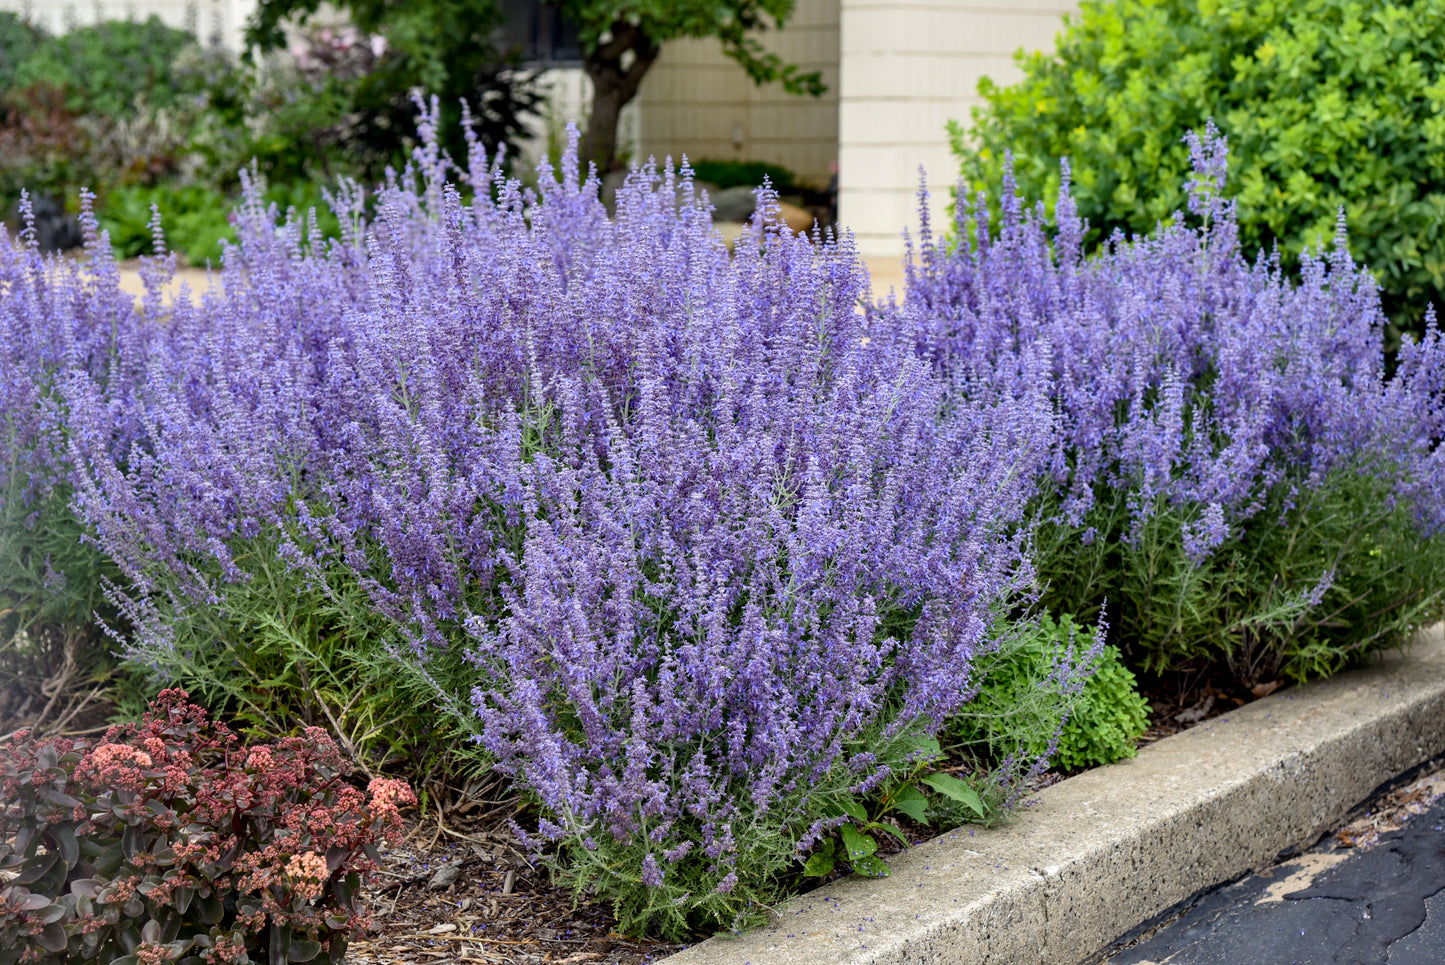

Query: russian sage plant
59;105;1083;937
0;194;163;727
906;123;1445;687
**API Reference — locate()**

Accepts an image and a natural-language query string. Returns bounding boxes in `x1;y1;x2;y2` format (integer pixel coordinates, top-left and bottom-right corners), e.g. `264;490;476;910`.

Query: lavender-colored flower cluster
905;123;1445;679
0;193;164;636
38;104;1063;931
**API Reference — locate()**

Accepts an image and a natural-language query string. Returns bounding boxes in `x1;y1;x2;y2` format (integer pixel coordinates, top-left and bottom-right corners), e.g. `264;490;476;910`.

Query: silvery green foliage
905;124;1445;681
43;101;1073;934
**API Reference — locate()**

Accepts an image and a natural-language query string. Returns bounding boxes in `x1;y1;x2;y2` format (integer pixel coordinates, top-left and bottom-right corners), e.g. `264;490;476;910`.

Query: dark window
497;0;582;65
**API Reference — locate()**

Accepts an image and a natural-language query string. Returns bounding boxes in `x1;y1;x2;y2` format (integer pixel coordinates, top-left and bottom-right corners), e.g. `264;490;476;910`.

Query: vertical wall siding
632;0;840;187
838;0;1077;257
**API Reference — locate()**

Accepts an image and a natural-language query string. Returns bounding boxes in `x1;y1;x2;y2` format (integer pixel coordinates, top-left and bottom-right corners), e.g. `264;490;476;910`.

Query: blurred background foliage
949;0;1445;347
0;10;539;263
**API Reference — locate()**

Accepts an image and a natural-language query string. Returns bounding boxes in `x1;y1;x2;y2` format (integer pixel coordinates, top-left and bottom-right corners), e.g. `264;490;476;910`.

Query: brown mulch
345;813;685;965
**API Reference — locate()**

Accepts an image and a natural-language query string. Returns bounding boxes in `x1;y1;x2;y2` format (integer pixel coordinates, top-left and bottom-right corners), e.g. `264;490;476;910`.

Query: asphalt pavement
1107;769;1445;965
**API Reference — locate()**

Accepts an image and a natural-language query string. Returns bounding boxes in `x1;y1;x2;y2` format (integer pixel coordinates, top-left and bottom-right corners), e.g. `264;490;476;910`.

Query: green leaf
49;825;79;870
899;734;944;764
889;786;931;825
837;796;867;822
864;821;911;849
850;854;891;878
36;923;68;953
289;939;323;962
802;850;836;877
839;824;877;860
922;773;988;820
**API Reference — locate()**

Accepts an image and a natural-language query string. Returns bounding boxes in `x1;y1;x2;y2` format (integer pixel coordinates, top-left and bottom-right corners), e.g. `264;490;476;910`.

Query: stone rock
30;194;82;253
713;220;749;252
676;179;721;210
709;185;758;223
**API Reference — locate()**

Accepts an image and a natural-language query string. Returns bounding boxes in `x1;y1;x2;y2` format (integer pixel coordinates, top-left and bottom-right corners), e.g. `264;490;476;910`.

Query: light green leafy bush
949;0;1445;341
946;613;1149;772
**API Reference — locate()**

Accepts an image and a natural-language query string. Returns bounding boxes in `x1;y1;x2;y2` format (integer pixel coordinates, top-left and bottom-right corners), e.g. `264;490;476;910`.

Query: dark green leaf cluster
951;0;1445;341
10;16;204;119
801;735;992;881
248;0;542;183
688;158;797;192
96;182;345;266
0;691;414;965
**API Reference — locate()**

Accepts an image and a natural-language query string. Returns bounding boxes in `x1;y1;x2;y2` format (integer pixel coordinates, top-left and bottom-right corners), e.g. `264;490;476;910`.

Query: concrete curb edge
663;624;1445;965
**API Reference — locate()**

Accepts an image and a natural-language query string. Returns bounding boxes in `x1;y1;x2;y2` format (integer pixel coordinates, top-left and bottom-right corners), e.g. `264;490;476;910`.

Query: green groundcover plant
950;0;1445;342
947;613;1150;773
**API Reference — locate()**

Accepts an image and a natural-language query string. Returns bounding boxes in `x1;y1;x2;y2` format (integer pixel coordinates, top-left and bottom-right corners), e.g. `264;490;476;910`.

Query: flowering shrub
907;124;1445;685
0;689;413;965
0;194;164;723
55;103;1084;936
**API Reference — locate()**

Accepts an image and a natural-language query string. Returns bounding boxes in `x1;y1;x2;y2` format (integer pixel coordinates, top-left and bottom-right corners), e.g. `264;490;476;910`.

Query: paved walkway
1109;769;1445;965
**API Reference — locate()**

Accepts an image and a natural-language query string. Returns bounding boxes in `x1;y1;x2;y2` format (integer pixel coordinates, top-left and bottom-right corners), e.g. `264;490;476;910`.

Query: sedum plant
908;124;1445;688
0;689;414;965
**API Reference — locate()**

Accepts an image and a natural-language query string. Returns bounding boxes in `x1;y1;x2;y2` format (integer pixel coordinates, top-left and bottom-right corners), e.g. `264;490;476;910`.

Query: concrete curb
663;624;1445;965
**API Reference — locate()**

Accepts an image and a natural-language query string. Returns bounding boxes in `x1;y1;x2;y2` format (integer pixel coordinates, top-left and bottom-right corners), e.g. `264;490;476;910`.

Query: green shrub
949;0;1445;342
689;158;797;192
13;17;204;119
946;613;1149;772
98;182;344;266
1037;463;1445;686
98;184;234;265
0;690;414;965
0;14;44;93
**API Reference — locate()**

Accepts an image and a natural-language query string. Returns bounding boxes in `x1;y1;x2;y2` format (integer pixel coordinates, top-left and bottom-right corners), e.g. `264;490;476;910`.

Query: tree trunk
579;22;659;174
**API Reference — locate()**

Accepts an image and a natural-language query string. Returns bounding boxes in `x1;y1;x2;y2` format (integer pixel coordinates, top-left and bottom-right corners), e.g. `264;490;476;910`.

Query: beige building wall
633;0;840;187
838;0;1077;258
